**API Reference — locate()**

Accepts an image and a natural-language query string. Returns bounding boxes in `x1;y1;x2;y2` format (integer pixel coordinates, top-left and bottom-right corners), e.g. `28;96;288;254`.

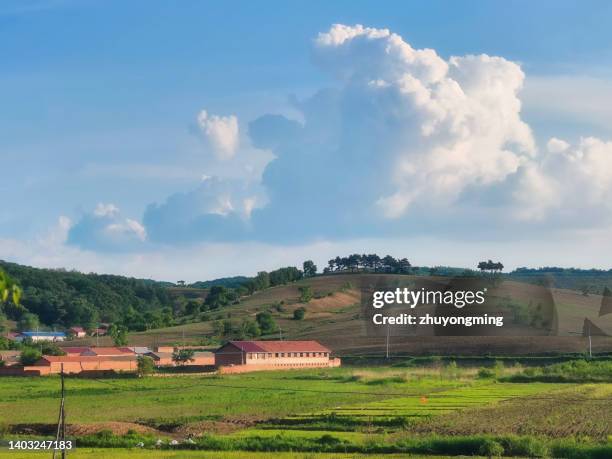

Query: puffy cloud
197;109;239;160
67;203;147;251
547;137;570;153
93;202;119;217
313;24;536;217
143;177;265;243
141;23;612;245
514;136;612;222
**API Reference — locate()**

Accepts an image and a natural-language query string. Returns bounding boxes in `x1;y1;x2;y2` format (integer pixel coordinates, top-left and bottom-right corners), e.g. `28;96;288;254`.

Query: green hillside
0;260;174;330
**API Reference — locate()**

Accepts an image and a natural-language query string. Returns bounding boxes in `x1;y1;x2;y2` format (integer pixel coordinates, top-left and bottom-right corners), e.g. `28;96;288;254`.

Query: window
275;353;279;358
299;353;304;357
281;353;285;357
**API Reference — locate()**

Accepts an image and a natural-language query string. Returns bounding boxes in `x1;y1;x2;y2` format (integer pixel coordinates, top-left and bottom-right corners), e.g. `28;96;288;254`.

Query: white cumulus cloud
197;109;239;160
312;24;536;218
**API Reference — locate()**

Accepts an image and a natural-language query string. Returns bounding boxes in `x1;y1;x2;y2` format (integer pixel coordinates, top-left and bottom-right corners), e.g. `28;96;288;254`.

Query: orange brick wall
219;358;341;374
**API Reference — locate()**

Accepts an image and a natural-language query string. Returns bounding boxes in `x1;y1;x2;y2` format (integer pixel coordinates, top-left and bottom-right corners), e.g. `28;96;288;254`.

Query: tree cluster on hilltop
325;254;412;274
477;260;504;275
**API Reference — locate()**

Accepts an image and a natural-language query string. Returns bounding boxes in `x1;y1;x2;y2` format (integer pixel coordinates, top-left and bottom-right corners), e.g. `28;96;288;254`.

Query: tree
397;258;411;273
108;324;129;346
0;268;22;307
137;355;156;376
254;272;271;290
381;255;398;273
477;260;504;277
20;347;42;366
298;286;313;303
212;320;224;337
17;312;40;332
185;300;201;316
0;312;7;334
239;319;260;339
256;311;278;335
293;307;306;320
172;349;195;366
40;342;66;356
205;286;232;310
303;260;317;277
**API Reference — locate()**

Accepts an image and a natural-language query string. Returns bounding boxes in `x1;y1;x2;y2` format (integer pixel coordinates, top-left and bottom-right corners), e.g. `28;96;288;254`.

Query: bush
503;360;612;383
477;367;496;378
137;355;156;377
298;286;313;303
293;307;306;320
20;347;42;365
479;439;504;457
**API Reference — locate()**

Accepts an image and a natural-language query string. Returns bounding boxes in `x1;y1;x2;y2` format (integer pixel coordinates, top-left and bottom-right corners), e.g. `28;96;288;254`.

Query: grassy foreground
1;363;610;457
0;450;450;459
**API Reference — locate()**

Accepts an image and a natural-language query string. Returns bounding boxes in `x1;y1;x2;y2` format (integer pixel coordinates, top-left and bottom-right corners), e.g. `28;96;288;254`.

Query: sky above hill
3;0;612;281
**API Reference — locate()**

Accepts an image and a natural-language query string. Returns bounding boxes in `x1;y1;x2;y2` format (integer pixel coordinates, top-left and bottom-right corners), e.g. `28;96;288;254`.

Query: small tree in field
108;324;129;346
298;286;313;303
303;260;317;277
137;355;156;376
172;349;195;366
293;307;306;320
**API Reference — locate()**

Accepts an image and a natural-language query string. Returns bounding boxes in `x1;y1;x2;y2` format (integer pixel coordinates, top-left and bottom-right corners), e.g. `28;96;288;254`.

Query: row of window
247;352;329;359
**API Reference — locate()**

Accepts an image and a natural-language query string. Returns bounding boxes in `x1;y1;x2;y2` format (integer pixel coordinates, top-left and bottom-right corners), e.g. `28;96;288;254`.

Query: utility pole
588;322;592;359
385;325;390;360
279;325;283;341
53;364;66;459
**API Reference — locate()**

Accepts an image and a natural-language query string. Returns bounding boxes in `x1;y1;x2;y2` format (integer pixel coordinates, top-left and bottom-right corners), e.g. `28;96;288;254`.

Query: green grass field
0;450;448;459
0;364;610;457
0;368;468;426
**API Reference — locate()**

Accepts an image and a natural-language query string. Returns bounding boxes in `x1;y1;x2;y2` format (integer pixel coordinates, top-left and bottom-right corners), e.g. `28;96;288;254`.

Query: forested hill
0;260;174;330
190;276;250;289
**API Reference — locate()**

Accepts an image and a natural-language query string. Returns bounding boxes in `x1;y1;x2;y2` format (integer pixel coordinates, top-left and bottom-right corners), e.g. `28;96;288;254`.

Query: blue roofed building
16;331;67;343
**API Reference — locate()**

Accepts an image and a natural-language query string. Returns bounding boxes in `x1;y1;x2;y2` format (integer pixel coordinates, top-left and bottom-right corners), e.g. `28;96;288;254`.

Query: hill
68;273;612;356
0;260;174;330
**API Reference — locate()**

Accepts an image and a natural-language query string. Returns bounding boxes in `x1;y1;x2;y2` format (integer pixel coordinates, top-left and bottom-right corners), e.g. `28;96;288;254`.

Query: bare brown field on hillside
64;274;612;354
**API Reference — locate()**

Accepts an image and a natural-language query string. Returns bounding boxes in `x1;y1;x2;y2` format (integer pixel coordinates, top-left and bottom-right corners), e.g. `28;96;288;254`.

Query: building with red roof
68;327;86;338
214;340;340;373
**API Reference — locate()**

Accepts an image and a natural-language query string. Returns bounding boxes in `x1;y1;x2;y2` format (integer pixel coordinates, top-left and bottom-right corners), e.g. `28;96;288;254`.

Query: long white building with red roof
214;340;340;373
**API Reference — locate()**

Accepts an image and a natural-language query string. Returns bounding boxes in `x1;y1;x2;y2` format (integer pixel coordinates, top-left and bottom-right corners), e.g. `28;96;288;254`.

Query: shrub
479;439;504;457
298;286;313;303
293;307;306;320
19;347;42;365
478;367;496;378
137;355;156;377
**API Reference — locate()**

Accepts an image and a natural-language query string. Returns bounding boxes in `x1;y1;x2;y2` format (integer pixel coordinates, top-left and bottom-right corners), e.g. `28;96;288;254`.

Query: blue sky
3;0;612;281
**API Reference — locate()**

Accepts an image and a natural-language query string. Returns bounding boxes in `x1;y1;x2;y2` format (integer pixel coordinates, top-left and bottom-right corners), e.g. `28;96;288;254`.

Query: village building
15;331;66;342
0;350;21;367
155;346;174;353
68;327;86;338
214;340;340;373
30;355;138;375
61;347;135;357
127;346;151;355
